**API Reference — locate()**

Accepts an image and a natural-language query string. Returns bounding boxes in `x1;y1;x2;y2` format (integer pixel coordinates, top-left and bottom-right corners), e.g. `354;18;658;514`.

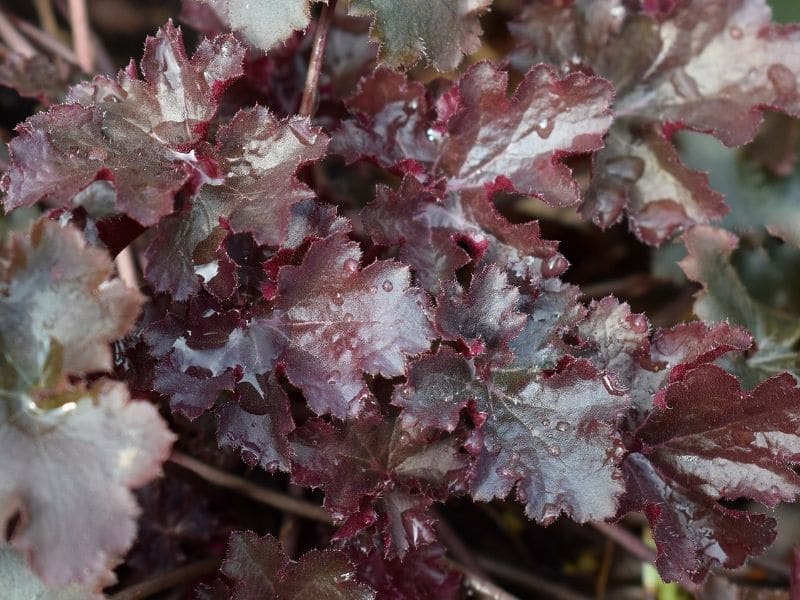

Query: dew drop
496;466;516;479
344;312;354;322
768;63;797;97
382;280;394;292
555;421;569;432
327;370;341;385
335;572;355;584
239;443;260;466
426;128;443;142
343;258;359;273
541;418;551;427
333;292;344;306
535;117;554;139
627;313;649;334
368;286;378;295
729;25;743;39
548;445;561;457
542;254;568;278
398;431;411;445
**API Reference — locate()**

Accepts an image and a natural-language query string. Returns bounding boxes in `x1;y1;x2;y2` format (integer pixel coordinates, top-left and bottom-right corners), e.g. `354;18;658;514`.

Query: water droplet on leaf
343;258;359;273
382;280;394;292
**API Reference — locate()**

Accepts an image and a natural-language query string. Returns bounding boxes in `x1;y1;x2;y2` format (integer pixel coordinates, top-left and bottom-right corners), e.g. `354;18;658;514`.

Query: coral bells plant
3;0;800;597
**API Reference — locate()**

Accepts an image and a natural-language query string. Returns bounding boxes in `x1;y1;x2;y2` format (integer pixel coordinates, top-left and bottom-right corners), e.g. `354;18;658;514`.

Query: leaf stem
108;558;220;600
67;0;93;72
0;10;37;57
169;451;332;524
476;555;593;600
448;560;523;600
299;0;337;117
591;521;656;564
11;15;79;65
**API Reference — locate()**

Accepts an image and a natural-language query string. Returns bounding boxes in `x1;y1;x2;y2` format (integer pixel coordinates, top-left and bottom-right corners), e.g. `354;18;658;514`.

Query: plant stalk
299;0;338;117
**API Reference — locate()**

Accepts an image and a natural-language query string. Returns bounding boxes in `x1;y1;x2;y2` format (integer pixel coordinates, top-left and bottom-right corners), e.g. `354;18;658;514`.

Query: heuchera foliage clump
3;0;800;597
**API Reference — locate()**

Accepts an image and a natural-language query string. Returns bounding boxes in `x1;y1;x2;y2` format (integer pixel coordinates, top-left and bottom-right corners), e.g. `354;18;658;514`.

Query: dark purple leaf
621;363;800;583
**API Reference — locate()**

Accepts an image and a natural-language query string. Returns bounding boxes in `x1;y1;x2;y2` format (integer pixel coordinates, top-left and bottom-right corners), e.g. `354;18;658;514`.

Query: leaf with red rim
512;0;800;243
435;265;526;368
620;363;800;583
439;62;613;208
144;108;330;299
161;234;434;419
2;22;245;227
361;176;566;295
680;225;800;385
290;412;471;557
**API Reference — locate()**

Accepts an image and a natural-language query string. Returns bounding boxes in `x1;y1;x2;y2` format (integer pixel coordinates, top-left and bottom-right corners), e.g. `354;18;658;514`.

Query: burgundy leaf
144;108;329;299
362;176;565;295
220;531;375;599
439;62;613;208
2;22;245;226
435;265;526;367
332;68;437;171
621;363;800;582
396;351;628;522
512;0;800;243
345;536;463;600
269;234;434;416
216;376;294;472
162;234;433;418
291;412;470;557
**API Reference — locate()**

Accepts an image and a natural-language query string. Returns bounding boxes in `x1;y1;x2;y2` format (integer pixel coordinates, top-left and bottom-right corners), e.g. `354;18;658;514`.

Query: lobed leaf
511;0;800;243
219;531;374;599
346;0;490;71
680;225;800;385
621;363;800;583
2;21;245;227
290;412;470;557
197;0;318;52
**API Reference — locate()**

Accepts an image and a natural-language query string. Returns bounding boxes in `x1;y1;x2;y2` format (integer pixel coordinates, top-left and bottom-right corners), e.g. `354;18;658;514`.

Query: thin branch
475;555;593;600
115;248;139;290
170;451;332;524
299;0;337;117
67;0;93;72
448;560;522;600
33;0;60;38
591;521;656;564
0;10;36;57
108;558;220;600
12;16;79;65
433;508;490;579
595;539;614;600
